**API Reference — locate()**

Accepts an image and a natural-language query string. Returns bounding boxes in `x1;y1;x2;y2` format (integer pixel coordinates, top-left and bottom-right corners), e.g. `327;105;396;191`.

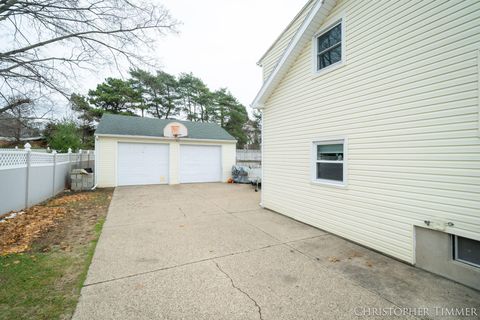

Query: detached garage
94;114;236;187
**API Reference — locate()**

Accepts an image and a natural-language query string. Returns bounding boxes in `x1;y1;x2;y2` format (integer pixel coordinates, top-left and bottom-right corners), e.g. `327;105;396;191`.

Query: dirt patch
0;189;113;255
33;189;112;253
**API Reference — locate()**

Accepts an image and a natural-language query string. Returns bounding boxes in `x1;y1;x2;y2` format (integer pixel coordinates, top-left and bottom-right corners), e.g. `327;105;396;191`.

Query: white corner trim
411;225;417;265
251;0;337;109
260;110;264;207
94;135;98;186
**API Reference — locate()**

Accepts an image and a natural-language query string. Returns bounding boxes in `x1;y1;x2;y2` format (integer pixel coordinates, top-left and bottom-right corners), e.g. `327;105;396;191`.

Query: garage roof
95;114;236;141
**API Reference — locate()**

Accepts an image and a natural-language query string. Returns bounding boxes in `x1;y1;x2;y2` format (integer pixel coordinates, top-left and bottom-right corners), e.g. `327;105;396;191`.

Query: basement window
312;139;347;186
453;236;480;268
316;21;343;71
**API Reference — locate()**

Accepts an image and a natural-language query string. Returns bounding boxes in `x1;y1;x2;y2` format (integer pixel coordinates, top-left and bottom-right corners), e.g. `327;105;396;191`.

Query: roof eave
251;0;337;109
95;133;237;143
256;0;317;66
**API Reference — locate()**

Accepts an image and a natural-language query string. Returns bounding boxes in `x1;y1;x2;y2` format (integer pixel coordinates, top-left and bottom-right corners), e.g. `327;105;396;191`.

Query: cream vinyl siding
259;0;315;82
95;136;236;187
261;0;480;264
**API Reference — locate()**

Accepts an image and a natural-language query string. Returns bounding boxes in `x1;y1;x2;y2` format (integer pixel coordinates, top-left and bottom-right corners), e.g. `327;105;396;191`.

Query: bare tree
0;97;45;142
0;0;178;114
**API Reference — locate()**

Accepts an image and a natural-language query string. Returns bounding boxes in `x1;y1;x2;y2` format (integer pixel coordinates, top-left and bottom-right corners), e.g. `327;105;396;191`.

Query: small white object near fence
0;144;95;215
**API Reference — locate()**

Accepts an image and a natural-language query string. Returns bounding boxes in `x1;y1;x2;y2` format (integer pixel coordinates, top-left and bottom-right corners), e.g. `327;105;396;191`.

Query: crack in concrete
82;235;324;288
194;192;228;211
102;212;228;229
83;243;280;288
178;206;187;218
229;214;425;319
230;212;330;244
214;261;264;320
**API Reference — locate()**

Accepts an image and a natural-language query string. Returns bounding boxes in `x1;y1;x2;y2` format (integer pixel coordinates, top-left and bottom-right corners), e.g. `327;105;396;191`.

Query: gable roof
95;114;236;141
252;0;337;109
257;0;316;66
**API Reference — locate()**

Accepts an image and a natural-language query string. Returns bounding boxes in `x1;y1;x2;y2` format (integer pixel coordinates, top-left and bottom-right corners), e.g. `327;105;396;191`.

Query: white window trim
311;15;346;77
311;137;348;188
453;235;480;268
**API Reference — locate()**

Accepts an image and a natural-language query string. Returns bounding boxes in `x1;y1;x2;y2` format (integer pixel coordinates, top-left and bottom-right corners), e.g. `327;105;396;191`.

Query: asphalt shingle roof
95;114;236;141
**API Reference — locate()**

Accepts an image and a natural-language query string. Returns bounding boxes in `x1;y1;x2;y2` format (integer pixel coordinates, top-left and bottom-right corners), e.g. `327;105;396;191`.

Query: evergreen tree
69;71;254;149
212;88;248;147
130;69;180;119
70;94;98;149
177;73;212;122
87;78;141;115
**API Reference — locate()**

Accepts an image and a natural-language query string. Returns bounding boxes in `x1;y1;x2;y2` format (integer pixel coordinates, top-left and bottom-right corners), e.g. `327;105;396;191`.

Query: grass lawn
0;188;113;320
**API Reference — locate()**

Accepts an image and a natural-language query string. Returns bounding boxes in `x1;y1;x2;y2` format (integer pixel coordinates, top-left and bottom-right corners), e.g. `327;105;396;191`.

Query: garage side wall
95;136;236;187
221;143;236;182
96;137;116;187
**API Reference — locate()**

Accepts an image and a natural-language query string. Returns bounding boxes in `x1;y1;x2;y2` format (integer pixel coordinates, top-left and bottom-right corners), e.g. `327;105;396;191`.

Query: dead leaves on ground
328;256;340;263
0;206;67;255
48;193;92;206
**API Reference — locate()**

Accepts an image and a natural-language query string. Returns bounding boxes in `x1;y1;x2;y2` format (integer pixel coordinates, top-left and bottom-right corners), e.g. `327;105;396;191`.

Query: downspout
91;135;98;190
260;109;264;207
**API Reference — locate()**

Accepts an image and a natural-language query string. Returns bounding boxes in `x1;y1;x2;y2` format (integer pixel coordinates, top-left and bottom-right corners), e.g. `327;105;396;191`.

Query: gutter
94;134;237;144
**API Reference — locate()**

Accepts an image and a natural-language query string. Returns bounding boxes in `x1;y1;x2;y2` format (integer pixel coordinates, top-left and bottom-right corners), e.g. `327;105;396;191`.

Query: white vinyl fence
236;149;261;167
0;144;94;215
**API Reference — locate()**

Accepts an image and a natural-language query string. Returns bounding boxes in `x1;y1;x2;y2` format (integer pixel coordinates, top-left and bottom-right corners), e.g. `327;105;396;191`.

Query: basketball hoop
164;122;188;139
171;125;180;138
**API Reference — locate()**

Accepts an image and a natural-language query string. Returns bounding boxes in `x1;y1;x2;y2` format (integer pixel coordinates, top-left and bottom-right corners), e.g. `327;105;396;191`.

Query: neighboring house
0;113;43;145
252;0;480;289
95;114;236;186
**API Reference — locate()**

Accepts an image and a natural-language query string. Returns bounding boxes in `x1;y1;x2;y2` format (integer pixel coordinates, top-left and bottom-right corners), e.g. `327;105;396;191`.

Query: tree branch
0;97;31;114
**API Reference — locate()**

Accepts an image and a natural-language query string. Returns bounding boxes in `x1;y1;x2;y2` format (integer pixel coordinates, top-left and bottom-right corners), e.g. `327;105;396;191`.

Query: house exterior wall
261;0;480;264
259;0;315;82
95;135;236;187
415;226;480;291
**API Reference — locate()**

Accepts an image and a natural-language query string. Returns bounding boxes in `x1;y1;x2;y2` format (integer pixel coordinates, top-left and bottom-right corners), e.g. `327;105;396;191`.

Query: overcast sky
76;0;305;114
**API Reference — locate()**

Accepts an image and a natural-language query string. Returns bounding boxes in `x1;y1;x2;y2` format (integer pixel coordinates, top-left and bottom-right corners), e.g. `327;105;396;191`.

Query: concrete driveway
73;184;480;320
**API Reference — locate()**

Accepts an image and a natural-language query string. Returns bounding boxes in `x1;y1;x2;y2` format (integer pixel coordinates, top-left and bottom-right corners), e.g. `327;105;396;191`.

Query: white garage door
117;143;169;186
180;145;222;183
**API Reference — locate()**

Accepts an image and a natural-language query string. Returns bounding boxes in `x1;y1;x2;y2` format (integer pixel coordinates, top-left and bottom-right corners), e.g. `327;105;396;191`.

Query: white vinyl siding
260;0;316;82
261;0;480;264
